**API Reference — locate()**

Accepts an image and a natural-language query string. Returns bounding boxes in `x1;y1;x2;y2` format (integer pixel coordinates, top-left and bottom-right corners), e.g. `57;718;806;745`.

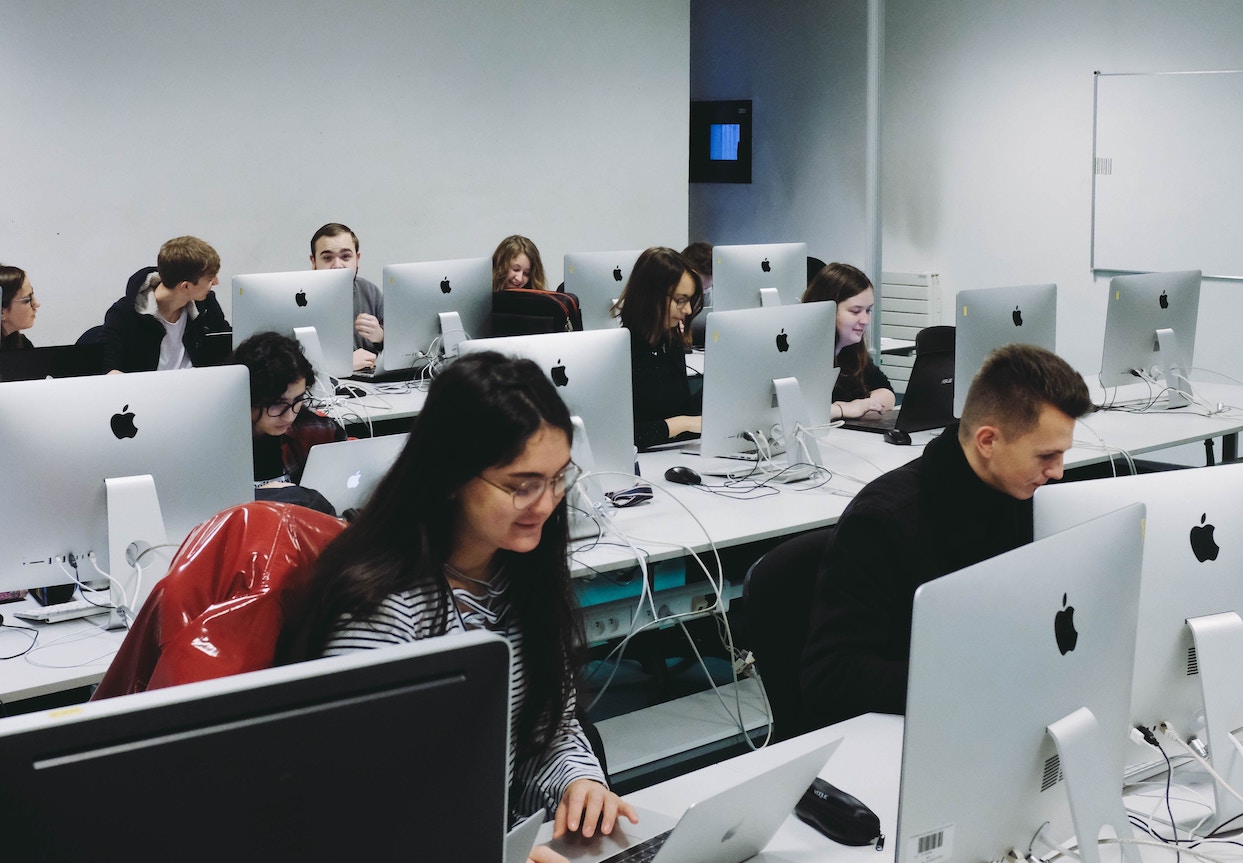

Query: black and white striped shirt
324;570;607;820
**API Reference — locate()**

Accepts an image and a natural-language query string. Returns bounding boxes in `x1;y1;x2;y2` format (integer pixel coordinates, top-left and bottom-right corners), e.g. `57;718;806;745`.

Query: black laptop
841;343;956;435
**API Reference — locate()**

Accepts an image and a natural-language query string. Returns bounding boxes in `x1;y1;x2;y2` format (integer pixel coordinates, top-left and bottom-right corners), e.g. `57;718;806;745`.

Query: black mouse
335;384;369;398
664;465;702;485
794;777;883;848
883;428;912;446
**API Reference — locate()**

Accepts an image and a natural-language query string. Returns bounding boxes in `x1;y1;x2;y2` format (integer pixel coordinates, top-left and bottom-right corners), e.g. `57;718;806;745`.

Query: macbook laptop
545;737;840;863
841;342;955;435
300;433;408;514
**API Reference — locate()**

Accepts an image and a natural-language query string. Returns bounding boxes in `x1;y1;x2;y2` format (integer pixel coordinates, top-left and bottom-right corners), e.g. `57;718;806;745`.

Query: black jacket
629;330;701;450
101;266;231;373
799;425;1032;728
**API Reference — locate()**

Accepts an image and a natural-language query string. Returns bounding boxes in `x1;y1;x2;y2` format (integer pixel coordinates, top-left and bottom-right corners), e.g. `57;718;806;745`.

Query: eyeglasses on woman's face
263;393;312;418
476;461;582;510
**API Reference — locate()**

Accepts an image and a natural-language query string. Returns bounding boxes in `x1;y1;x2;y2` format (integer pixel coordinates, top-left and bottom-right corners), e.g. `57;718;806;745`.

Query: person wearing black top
612;247;703;450
101;236;231;374
803;262;895;421
799;344;1092;732
0;264;39;350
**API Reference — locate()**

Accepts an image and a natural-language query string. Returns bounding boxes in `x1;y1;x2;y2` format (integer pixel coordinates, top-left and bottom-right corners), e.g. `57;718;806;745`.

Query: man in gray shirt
310;222;384;371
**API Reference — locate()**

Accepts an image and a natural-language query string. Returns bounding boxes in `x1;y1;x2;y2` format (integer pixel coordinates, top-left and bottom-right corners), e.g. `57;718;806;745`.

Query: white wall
1;0;689;347
688;0;870;264
884;0;1243;379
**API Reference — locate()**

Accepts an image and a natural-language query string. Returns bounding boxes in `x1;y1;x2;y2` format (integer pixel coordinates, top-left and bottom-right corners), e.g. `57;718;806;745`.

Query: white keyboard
14;598;113;624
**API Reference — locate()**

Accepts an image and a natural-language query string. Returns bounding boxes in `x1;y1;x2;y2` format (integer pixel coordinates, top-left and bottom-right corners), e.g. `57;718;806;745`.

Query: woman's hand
528;845;569;863
834;389;896;420
665;415;702;438
552;779;639;840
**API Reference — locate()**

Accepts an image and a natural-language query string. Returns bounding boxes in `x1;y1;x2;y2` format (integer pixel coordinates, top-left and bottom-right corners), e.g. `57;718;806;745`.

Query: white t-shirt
156;311;192;370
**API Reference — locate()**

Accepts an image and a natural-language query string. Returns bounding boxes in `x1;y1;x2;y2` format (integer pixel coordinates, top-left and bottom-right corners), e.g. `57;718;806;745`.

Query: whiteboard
1092;70;1243;279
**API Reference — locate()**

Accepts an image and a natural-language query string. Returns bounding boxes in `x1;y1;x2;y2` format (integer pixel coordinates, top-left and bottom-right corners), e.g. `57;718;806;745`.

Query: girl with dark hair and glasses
611;246;704;450
297;351;635;859
231;331;344;513
0;265;40;350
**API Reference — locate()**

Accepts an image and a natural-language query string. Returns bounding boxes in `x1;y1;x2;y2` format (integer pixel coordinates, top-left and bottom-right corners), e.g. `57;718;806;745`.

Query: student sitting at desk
799;344;1091;731
101;236;231;374
802;262;895;420
612;246;703;450
0;264;40;350
299;352;635;856
309;222;384;372
492;234;548;292
233;331;343;516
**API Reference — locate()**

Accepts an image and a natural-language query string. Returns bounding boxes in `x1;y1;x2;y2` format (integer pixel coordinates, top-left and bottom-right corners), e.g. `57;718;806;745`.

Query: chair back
743;527;832;741
92;501;345;699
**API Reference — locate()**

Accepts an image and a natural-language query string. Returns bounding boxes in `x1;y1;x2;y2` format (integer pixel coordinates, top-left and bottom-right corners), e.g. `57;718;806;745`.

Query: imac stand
758;288;781;308
772;376;823;477
1186;611;1243;827
103;474;169;631
1154;327;1193;409
439;311;466;357
1046;707;1141;863
568;416;608;541
293;326;334;397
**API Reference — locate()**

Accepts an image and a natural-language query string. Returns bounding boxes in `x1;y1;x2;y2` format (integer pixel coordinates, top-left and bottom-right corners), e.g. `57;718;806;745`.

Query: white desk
0;594;125;709
537;712;904;860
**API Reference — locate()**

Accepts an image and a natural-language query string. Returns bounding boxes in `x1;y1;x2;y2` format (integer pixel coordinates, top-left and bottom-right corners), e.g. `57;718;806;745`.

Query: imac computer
232;268;357;383
0;366;253;624
0;631;511;861
710;242;807;311
898;504;1146;863
381;256;493;365
1100;269;1201;409
562;249;644;330
953;283;1058;417
458;329;637;535
696;302;838;472
1035;465;1243;827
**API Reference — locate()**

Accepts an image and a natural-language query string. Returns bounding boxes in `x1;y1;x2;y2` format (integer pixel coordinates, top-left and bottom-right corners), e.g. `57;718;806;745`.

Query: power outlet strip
581;581;740;643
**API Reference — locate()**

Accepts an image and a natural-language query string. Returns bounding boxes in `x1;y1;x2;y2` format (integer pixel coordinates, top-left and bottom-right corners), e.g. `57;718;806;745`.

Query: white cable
1159;722;1243;811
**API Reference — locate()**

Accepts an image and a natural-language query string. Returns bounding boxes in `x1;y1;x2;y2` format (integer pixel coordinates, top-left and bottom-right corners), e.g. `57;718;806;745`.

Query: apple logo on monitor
440;277;452;294
295;290;308;308
111;404;138;440
1190;512;1220;562
1012;305;1023;327
347;470;362;490
612;266;623;282
1159;290;1169;310
1054;593;1078;655
775;329;789;353
550;360;569;387
760;258;771;273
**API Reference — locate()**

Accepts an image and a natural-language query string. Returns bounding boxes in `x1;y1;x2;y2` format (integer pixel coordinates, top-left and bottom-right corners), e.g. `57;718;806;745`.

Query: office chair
75;324;106;346
742;526;833;742
806;256;828;287
92;501;346;699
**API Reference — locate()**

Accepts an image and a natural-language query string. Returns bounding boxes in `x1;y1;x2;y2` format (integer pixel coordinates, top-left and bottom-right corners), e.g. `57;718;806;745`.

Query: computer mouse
335;384;369;398
794;777;883;848
664;465;702;485
883;428;912;446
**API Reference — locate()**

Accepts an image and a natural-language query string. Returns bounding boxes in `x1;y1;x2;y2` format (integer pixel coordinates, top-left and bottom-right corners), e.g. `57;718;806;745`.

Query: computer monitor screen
710;242;807;311
0;631;511;861
458;328;637;500
1035;465;1243;822
953;283;1057;417
898;503;1145;863
0;366;253;609
1099;270;1201;403
698;302;838;461
382;257;493;365
232;268;356;381
563;249;644;331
